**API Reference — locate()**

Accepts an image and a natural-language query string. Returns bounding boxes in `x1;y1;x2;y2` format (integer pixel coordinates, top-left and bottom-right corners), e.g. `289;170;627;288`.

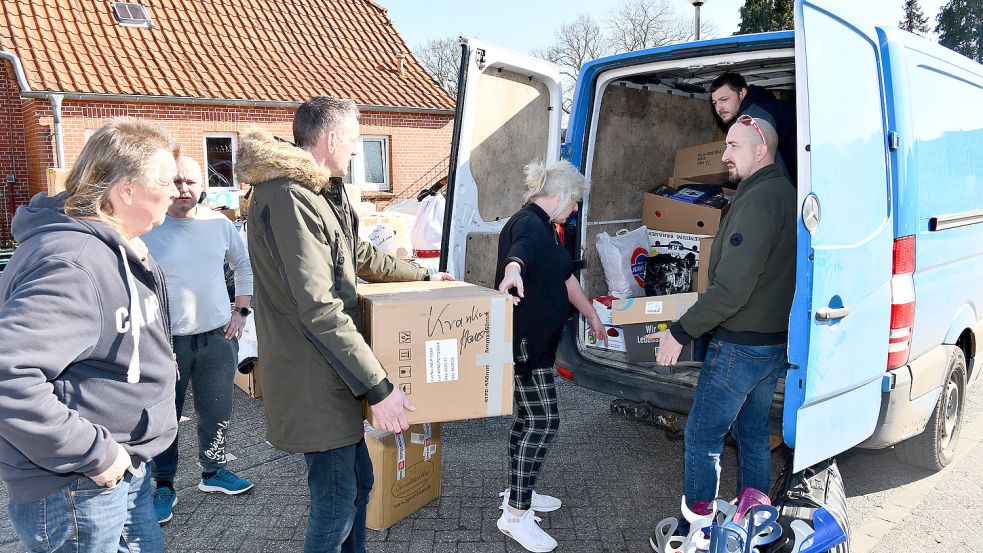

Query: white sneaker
499;489;562;512
497;509;558;552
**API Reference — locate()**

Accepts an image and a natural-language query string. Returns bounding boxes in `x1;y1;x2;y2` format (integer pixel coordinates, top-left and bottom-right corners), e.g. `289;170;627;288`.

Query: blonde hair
523;160;588;220
64;118;180;229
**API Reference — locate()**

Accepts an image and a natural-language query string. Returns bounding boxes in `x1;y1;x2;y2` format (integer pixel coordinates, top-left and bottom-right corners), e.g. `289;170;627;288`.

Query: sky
378;0;950;54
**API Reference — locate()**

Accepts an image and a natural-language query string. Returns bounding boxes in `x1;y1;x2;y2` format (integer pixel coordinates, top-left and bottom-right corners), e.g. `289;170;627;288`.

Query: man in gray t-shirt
143;156;255;524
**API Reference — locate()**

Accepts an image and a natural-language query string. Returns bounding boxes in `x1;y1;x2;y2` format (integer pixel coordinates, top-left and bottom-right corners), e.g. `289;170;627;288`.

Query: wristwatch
237;306;252;317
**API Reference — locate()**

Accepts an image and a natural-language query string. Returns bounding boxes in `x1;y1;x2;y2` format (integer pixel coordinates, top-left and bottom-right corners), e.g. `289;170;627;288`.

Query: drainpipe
0;50;31;92
47;93;65;168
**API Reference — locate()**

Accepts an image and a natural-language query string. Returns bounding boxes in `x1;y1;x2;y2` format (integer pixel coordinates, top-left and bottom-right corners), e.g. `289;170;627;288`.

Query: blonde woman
0;118;180;552
495;160;606;552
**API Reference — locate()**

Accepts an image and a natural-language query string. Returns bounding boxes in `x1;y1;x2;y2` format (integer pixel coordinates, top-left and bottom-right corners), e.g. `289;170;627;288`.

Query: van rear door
440;39;563;287
786;0;895;471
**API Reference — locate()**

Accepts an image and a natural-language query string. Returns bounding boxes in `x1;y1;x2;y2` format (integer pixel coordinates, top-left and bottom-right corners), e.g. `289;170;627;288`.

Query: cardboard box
642;184;730;235
695;237;715;293
233;361;262;398
365;422;441;530
610;292;699;325
584;298;627;352
673;141;729;183
647;230;712;267
622;322;695;363
359;281;513;425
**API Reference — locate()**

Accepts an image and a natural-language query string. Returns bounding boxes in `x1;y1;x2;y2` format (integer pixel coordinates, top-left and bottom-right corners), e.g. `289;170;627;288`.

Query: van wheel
895;347;967;471
767;452;850;553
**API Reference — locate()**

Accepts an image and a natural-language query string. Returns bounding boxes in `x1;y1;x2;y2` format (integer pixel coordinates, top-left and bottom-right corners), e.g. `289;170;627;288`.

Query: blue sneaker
153;487;177;524
198;468;254;495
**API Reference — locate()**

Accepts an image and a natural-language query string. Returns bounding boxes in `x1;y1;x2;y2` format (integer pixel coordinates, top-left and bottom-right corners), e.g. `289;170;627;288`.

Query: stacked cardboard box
365;422;442;530
359;281;514;426
612;293;699;363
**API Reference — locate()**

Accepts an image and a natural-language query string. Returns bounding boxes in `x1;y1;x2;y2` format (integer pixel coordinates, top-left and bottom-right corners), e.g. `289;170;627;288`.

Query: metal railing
387;154;450;205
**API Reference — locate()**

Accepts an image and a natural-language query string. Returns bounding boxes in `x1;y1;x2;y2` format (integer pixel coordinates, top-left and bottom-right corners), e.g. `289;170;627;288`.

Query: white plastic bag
410;194;445;252
595;226;649;298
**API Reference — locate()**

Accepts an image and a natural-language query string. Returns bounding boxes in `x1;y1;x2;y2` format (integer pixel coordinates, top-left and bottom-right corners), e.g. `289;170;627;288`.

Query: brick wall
0;61;30;244
0;96;453;239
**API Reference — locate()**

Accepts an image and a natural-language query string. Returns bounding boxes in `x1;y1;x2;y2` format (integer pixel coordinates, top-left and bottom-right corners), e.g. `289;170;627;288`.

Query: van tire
767;452;850;553
894;347;967;471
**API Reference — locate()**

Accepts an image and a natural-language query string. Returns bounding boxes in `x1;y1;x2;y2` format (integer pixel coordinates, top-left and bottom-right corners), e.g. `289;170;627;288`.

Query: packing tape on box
475;295;512;417
409;423;436;461
395;432;406;481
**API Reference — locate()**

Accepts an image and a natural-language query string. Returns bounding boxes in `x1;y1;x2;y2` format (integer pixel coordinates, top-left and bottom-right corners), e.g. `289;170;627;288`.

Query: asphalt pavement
0;372;980;552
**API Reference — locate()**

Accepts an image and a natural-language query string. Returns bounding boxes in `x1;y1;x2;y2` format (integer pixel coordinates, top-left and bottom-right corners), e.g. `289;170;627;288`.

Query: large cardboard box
695;237;715;293
359;281;513;425
610;293;699;325
647;230;712;267
642;184;730;235
673;141;729;183
233;362;262;398
584;297;627;353
365;422;441;530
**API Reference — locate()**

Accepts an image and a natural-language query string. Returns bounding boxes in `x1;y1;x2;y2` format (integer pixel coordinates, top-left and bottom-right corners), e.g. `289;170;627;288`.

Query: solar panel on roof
111;2;153;29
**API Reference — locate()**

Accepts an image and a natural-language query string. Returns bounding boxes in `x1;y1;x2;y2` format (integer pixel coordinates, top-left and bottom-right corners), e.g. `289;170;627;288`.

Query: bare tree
532;14;610;112
414;37;463;96
605;0;691;52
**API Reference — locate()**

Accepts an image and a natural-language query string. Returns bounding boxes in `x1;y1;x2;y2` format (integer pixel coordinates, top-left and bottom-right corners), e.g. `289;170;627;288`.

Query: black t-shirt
494;203;574;377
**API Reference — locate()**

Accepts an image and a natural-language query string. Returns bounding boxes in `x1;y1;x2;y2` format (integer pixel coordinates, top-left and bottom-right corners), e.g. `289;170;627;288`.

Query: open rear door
785;0;895;471
440;38;563;287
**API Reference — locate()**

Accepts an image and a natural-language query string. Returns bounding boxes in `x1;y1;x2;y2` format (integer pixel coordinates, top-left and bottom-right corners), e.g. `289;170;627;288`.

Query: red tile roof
0;0;455;111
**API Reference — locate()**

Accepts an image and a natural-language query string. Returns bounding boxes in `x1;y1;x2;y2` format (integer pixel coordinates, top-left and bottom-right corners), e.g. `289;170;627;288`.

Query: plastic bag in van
595;226;649;298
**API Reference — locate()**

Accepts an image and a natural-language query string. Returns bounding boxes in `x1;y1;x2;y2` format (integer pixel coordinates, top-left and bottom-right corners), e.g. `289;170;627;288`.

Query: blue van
442;0;981;490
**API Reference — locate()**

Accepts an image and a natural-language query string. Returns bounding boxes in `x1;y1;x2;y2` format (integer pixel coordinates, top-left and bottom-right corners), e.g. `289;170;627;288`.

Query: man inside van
646;116;795;537
710;71;797;182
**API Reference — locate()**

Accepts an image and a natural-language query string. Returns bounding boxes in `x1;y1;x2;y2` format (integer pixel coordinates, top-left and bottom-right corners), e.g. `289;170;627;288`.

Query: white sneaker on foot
497;509;558;552
499;489;562;512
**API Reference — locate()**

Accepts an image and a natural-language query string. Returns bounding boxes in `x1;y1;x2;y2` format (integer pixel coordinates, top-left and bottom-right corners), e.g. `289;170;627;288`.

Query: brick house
0;0;455;244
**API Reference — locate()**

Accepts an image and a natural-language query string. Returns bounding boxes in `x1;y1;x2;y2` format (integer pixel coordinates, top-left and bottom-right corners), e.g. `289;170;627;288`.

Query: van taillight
887;236;915;369
555;365;575;381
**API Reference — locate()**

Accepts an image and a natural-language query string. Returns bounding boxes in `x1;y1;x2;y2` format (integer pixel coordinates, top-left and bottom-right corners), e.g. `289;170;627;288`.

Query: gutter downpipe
48;93;64;168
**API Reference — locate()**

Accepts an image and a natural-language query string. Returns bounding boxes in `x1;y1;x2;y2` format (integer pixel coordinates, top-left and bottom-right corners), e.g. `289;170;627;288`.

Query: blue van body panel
564;32;795;171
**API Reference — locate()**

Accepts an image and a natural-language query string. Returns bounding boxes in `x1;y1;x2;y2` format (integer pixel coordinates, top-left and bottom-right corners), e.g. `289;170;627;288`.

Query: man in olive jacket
238;97;453;553
648;116;795;517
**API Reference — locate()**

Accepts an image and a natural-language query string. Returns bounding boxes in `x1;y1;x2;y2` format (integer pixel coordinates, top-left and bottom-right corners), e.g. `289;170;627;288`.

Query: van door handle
816;307;850;321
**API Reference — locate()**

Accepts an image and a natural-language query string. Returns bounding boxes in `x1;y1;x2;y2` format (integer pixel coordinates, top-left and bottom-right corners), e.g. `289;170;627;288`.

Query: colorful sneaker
153;487;177;524
499;489;562;512
497;508;558;552
198;468;254;495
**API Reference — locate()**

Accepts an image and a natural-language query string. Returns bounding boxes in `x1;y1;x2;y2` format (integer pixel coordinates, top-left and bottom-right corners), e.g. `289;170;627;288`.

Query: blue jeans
303;441;374;553
7;469;164;553
152;329;237;482
684;339;788;506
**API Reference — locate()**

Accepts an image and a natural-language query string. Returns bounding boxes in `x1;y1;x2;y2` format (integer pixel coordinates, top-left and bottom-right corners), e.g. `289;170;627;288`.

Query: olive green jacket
672;163;796;344
238;128;426;453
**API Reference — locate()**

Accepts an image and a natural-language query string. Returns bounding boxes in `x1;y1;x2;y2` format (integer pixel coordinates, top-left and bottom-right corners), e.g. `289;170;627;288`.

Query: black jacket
716;85;797;182
495;203;573;377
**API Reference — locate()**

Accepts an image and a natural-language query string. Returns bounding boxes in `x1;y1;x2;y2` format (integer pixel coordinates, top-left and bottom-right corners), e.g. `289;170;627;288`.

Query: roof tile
0;0;454;110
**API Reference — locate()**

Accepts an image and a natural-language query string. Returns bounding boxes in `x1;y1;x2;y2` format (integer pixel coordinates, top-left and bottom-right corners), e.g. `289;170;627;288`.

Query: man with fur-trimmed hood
237;96;454;553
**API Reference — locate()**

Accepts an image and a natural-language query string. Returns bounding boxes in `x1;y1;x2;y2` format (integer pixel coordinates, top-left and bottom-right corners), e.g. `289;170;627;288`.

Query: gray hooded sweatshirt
0;193;178;503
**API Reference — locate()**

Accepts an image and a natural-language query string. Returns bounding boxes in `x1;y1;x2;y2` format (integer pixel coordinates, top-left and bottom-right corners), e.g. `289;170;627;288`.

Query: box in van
673;140;729;183
642;183;729;235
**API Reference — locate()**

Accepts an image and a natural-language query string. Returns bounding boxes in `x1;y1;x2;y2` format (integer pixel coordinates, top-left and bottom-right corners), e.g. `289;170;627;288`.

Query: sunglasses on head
736;114;766;145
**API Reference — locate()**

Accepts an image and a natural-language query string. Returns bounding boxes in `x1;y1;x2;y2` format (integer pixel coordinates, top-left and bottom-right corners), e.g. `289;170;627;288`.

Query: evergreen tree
736;0;774;35
773;0;794;30
936;0;983;62
899;0;930;36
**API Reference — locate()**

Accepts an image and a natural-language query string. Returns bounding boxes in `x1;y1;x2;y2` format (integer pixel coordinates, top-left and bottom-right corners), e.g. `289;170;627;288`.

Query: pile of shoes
650;487;847;553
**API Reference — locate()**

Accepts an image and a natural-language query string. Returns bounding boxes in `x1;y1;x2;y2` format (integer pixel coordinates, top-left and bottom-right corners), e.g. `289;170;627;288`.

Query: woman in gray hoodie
0;118;181;552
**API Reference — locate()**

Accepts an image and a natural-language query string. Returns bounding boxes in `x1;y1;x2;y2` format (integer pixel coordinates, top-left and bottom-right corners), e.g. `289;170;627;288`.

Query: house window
111;3;153;29
204;134;236;189
343;136;391;192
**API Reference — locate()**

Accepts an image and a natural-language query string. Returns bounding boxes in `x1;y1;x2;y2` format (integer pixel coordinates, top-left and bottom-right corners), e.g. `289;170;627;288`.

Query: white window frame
346;136;391;192
203;133;237;191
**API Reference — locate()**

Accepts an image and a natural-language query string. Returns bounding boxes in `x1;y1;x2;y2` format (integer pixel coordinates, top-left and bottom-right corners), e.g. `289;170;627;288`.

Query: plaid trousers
508;366;560;510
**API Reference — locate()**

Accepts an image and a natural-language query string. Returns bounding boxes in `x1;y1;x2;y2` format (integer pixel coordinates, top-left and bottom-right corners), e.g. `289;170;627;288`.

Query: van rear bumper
858;361;942;449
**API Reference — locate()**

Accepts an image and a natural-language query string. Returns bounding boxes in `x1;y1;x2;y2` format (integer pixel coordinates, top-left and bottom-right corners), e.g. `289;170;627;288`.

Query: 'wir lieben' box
359;281;513;425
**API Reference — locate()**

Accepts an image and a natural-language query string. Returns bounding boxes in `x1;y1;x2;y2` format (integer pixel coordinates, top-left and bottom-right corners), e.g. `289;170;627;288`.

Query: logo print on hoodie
115;294;161;333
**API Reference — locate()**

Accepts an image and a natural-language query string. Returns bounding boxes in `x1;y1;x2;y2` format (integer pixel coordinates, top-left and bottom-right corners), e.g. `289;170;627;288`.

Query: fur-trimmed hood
236;127;333;193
